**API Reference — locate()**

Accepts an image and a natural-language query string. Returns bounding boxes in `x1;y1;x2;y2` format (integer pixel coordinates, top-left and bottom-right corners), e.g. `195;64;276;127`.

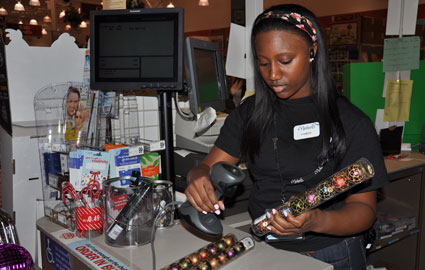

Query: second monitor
175;37;228;153
184;37;228;115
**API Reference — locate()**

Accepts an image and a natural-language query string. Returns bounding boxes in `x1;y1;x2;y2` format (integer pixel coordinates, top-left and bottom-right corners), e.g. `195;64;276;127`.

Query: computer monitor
184;37;228;115
90;8;184;91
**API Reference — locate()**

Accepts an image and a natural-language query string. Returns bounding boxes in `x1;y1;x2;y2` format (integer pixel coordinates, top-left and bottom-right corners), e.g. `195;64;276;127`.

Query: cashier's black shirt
215;95;389;252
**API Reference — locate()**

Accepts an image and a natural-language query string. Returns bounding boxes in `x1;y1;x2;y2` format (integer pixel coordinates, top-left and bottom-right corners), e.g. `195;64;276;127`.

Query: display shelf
367;153;425;270
369;227;420;253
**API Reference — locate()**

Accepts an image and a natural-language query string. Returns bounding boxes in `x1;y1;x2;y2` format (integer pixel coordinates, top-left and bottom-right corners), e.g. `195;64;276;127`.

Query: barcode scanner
178;162;246;237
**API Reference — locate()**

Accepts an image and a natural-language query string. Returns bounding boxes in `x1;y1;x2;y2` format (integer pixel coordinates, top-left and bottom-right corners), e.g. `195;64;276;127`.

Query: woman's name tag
293;122;320;140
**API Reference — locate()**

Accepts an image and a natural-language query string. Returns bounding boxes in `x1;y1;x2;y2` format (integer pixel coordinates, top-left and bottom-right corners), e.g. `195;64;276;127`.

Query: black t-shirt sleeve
214;98;252;158
341;115;389;193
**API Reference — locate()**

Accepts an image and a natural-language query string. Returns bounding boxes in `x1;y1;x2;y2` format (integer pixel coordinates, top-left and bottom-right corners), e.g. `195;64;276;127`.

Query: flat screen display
90;8;184;91
194;48;220;103
184;37;228;114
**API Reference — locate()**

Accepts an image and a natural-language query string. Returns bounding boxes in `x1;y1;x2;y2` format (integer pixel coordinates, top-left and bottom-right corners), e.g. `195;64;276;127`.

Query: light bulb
14;1;25;11
59;10;66;19
43;16;52;23
198;0;209;6
29;0;40;6
0;7;8;16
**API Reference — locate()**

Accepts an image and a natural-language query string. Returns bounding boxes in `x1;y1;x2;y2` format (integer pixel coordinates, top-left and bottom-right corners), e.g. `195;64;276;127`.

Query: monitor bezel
184;37;228;115
90;8;184;91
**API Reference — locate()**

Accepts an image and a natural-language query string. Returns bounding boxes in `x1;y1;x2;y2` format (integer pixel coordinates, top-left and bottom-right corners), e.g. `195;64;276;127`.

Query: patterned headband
255;11;317;43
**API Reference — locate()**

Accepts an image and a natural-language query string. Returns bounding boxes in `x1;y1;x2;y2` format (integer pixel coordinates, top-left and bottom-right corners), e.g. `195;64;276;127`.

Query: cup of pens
61;180;103;238
103;176;154;247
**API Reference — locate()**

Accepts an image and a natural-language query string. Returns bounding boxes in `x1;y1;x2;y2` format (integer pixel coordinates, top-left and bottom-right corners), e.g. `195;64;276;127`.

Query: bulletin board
343;61;425;146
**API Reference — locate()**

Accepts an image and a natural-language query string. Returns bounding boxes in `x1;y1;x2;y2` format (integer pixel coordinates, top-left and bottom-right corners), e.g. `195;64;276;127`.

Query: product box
109;146;142;185
140;152;161;180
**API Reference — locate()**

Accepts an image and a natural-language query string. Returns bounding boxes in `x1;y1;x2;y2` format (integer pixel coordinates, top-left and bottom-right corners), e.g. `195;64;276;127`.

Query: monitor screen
184;37;228;114
90;8;184;91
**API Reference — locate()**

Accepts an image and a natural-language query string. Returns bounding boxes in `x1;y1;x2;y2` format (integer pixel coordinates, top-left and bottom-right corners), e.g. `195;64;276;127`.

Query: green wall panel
343;61;425;146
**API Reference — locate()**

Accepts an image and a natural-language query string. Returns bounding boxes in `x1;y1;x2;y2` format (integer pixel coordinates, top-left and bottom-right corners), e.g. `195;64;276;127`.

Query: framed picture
329;21;359;45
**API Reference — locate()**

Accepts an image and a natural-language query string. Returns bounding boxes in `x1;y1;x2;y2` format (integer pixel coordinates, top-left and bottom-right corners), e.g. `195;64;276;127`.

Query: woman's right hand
184;146;239;215
185;166;222;214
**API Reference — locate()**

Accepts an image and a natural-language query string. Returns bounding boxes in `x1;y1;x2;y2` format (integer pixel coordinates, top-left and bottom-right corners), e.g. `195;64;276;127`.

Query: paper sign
226;23;246;79
382;70;411;97
374;109;405;134
103;0;125;10
45;235;71;270
384;79;413;122
68;239;131;270
386;0;419;35
383;37;420;72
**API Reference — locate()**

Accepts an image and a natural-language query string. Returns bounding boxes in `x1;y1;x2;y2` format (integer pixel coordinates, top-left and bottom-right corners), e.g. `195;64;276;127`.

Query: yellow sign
384;79;413;122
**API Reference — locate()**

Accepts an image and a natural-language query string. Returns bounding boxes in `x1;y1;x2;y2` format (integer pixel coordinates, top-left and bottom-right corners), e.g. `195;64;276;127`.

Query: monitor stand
175;111;226;154
158;91;175;183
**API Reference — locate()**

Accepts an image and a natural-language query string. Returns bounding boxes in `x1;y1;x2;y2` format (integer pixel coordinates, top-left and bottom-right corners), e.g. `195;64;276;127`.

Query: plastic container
103;176;154;247
153;180;174;228
159;234;255;270
251;157;375;236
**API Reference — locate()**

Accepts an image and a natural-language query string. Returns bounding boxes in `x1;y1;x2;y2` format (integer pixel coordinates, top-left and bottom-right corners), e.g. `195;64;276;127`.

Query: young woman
184;4;388;269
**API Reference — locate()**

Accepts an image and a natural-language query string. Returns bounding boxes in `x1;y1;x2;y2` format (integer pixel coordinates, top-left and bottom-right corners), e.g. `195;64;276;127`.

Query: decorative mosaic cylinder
251;158;375;236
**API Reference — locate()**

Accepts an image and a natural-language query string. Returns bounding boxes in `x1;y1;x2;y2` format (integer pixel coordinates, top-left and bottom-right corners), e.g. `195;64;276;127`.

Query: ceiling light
14;1;25;11
42;28;48;35
43;15;52;23
166;2;174;8
65;24;71;31
59;10;66;19
198;0;209;6
18;20;23;24
0;7;8;16
29;19;38;25
79;21;87;28
29;0;40;6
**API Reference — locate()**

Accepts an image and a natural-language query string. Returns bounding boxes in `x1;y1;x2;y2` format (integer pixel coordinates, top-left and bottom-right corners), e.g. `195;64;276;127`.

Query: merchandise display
103;176;154;247
159;234;255;270
252;158;375;236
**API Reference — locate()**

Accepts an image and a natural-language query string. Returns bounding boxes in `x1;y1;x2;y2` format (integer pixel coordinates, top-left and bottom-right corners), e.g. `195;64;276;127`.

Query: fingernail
272;209;276;215
219;201;225;210
214;204;219;210
202;211;207;214
266;212;271;219
267;226;272;231
215;210;221;215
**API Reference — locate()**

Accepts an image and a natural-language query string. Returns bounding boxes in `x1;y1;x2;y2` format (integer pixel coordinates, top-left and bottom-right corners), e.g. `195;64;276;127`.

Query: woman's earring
309;49;314;62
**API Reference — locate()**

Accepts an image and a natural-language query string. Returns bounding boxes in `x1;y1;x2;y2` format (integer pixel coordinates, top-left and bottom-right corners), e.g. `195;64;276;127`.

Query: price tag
128;144;144;157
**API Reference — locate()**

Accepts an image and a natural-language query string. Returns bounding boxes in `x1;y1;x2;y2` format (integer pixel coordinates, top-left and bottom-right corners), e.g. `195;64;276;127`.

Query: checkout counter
36;214;333;270
36;151;425;270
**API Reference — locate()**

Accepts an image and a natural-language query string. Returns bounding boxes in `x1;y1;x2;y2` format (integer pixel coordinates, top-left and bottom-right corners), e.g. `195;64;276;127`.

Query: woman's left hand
267;208;323;236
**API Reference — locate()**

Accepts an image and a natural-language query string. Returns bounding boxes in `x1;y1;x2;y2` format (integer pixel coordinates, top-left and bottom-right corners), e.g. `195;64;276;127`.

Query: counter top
37;217;332;270
384;151;425;174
